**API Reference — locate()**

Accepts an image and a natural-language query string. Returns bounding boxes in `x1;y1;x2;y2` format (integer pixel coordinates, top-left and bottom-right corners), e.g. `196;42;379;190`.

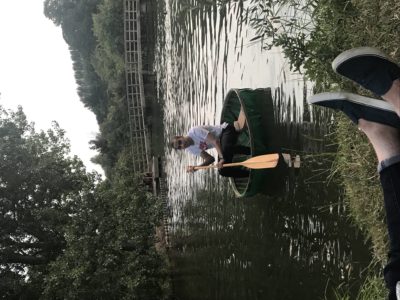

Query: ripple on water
155;1;372;299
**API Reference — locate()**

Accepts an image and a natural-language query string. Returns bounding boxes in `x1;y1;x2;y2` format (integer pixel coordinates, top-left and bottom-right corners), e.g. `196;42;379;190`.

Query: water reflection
156;0;371;299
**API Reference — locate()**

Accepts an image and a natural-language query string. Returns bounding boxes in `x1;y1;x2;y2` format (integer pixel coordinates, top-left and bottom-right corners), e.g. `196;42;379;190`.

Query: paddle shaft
194;162;246;170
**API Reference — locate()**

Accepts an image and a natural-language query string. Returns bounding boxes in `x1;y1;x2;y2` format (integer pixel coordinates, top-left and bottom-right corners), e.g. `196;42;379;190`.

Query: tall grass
247;0;400;298
246;0;400;262
305;0;400;263
332;272;387;300
332;116;388;299
333;115;388;261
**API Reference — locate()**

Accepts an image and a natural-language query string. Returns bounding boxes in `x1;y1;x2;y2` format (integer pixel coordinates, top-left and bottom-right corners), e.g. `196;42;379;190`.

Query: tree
44;0;100;56
44;0;112;126
0;106;168;298
70;48;109;123
0;106;95;297
92;0;125;90
43;0;133;171
43;0;75;26
42;152;168;300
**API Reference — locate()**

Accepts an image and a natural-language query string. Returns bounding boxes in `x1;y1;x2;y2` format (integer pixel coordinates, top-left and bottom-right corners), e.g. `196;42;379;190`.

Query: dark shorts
380;161;400;299
218;124;250;178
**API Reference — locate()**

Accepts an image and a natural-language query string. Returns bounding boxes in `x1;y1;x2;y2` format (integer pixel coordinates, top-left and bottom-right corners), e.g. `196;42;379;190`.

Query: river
155;1;372;299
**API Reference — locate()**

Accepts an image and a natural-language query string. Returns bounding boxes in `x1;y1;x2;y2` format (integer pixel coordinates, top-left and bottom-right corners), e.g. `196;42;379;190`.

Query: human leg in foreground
358;119;400;300
309;92;400;299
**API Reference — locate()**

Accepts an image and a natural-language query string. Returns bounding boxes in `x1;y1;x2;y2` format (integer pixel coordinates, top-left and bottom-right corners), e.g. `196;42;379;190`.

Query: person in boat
309;47;400;300
170;108;250;177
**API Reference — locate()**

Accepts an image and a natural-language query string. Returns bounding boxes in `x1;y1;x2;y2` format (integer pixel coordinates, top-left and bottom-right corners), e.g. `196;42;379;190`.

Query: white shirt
186;122;229;156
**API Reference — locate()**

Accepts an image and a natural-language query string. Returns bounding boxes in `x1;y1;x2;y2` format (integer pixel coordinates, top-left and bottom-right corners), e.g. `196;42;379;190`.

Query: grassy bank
247;0;400;298
304;0;399;297
308;0;400;263
331;116;388;299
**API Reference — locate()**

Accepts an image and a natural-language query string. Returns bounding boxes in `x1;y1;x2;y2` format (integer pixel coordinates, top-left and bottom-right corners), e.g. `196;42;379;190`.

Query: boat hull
221;88;286;197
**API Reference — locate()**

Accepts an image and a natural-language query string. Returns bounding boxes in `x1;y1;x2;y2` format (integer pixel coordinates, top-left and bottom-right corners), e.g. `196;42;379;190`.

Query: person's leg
219;124;249;178
309;91;400;299
383;79;400;117
233;106;247;132
358;120;400;162
381;163;400;300
355;119;400;300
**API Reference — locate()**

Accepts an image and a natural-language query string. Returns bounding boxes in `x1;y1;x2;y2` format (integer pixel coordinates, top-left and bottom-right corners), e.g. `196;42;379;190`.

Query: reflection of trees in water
169;120;371;300
161;1;371;297
171;193;322;298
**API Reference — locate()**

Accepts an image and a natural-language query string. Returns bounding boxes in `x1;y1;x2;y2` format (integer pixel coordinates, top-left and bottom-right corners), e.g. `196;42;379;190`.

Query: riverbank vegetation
0;106;169;298
0;0;170;298
245;0;400;298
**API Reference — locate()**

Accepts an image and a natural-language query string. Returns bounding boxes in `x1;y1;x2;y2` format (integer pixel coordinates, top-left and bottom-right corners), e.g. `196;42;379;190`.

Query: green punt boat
220;88;286;197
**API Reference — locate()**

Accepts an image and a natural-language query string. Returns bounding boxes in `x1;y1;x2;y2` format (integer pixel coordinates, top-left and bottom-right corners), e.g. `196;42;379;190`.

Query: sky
0;0;103;174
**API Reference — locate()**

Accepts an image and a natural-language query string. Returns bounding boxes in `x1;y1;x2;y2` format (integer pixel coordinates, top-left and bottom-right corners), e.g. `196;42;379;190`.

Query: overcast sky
0;0;103;174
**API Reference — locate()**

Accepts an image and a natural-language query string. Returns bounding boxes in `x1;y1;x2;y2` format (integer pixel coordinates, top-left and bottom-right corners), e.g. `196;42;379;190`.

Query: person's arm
186;151;215;173
205;132;225;168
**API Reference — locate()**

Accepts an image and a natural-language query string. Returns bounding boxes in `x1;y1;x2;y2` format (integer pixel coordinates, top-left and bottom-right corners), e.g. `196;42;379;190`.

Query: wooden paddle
194;153;280;170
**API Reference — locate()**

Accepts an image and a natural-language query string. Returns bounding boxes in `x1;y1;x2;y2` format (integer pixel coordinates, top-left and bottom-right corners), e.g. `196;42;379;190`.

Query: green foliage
247;0;400;91
248;0;400;298
43;0;75;26
44;0;100;56
247;0;400;259
356;273;387;300
70;48;109;123
302;0;358;91
0;105;168;298
245;0;358;82
90;96;131;178
246;0;316;71
0;106;95;297
331;271;386;300
44;0;134;172
44;0;112;126
297;0;400;263
92;0;125;91
42;152;167;300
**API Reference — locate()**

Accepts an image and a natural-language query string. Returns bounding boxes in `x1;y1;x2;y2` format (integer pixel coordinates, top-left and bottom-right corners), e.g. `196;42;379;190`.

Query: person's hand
217;158;225;169
186;165;196;173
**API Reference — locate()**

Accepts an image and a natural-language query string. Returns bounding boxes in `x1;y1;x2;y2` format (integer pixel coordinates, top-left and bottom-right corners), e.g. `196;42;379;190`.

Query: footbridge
124;0;150;174
124;0;171;247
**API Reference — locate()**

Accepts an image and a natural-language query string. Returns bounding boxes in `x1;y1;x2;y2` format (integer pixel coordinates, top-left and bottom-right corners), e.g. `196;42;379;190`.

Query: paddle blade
240;154;279;169
243;153;279;164
223;153;280;169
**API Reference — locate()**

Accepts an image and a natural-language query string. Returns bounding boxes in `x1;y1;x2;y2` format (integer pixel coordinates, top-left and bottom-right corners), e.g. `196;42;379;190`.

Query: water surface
155;1;372;299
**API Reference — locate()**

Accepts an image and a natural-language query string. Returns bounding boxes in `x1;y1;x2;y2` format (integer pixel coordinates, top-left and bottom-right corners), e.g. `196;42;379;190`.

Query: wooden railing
124;0;171;248
124;0;150;173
